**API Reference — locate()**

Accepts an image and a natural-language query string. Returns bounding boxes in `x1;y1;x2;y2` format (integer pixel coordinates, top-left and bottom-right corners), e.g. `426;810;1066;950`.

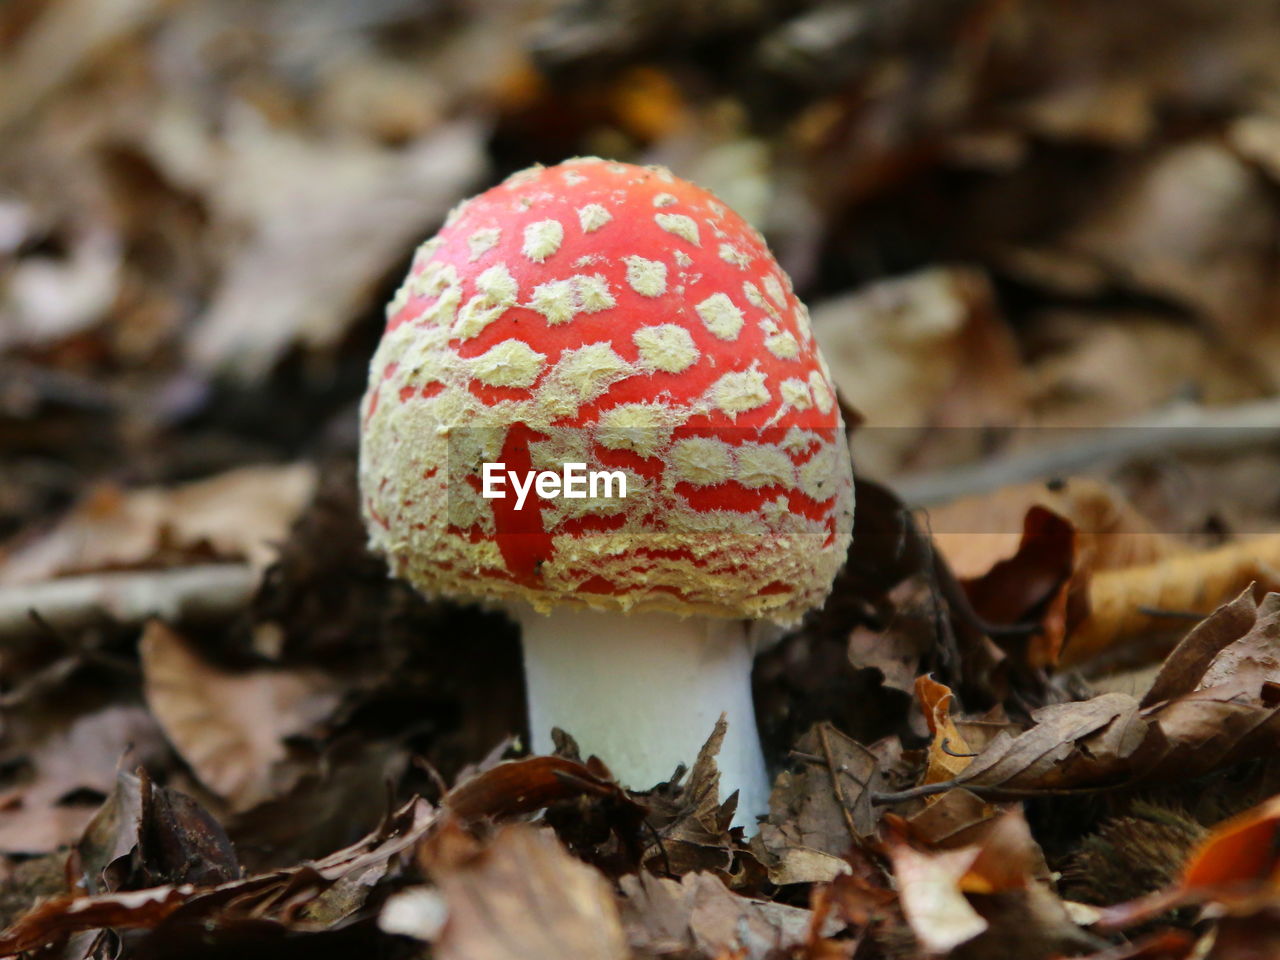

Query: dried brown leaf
76;768;145;893
420;823;629;960
1141;586;1262;707
620;870;838;960
903;789;997;849
182;120;485;379
949;693;1156;794
140;621;341;811
74;768;239;894
915;675;975;786
0;705;166;855
1066;143;1276;347
0;463;317;583
931;478;1185;581
1138;692;1280;783
961;506;1076;630
898;673;1280;800
642;716;739;877
752;723;885;884
1195;593;1280;700
133;768;239;889
886;808;1077;958
1;797;434;954
1023;314;1257;430
1065;537;1280;666
0;883;197;956
884;836;987;954
812;267;1025;478
226;737;407;873
444;753;639;824
953;808;1048;894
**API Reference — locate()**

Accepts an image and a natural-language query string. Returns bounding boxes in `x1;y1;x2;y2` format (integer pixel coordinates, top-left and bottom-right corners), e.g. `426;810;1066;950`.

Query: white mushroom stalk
515;605;770;827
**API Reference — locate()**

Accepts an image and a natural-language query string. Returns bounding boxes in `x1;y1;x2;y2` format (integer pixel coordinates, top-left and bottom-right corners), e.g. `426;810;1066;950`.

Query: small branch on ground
0;564;257;639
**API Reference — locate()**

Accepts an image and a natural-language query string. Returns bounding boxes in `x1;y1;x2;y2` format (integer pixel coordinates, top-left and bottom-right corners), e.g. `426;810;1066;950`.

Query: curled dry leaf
1185;593;1280;700
915;675;976;787
894;805;1050;895
929;478;1280;672
752;723;883;885
1139;586;1263;707
132;768;240;889
444;753;641;824
948;808;1048;894
74;769;239;894
183;119;487;380
1063;536;1280;667
959;506;1076;631
0;705;167;855
811;266;1025;478
140;621;342;811
952;692;1153;794
1180;792;1280;894
1139;585;1280;752
0;884;198;956
75;768;145;892
1139;692;1280;784
1064;143;1276;349
893;598;1280;799
0;797;435;955
884;835;988;954
620;870;841;960
902;789;996;849
417;822;628;960
1023;313;1257;429
886;808;1083;959
641;716;740;877
929;478;1185;582
0;463;318;584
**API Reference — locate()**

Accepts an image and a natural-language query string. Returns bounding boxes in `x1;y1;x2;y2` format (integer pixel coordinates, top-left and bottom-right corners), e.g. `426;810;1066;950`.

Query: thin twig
788;750;826;764
816;724;861;845
641;817;674;878
938;738;979;758
1135;605;1210;621
891;397;1280;506
0;564;257;639
872;778;1131;805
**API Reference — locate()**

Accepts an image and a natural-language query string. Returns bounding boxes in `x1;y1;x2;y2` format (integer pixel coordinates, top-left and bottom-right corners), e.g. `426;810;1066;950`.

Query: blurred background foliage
4;0;1279;534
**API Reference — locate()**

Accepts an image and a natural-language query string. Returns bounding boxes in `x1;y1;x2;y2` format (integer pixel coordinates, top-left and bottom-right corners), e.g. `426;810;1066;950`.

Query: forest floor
3;1;1280;958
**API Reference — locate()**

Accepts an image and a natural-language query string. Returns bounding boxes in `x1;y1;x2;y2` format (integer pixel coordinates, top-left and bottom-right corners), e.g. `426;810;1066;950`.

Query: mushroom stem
514;605;770;830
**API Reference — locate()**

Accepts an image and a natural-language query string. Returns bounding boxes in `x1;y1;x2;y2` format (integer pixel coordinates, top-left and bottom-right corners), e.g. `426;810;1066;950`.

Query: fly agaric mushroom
360;158;853;826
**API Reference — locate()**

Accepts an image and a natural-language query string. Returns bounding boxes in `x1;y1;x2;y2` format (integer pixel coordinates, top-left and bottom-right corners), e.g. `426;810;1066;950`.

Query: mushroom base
514;605;771;831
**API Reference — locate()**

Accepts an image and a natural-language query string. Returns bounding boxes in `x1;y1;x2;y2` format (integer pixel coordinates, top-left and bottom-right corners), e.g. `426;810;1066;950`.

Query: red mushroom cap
360;158;853;623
